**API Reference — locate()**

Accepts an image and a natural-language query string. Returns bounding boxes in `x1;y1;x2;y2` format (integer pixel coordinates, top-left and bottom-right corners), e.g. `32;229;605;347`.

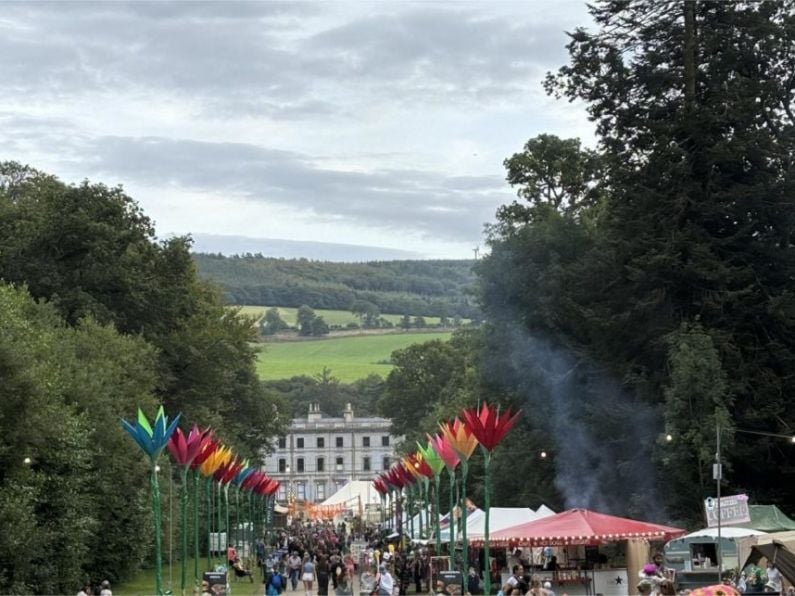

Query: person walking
317;555;331;596
302;555;316;595
288;551;302;591
376;563;394;596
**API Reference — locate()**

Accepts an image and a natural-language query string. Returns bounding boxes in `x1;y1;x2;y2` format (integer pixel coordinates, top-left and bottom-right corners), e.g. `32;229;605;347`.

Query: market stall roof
675;527;767;541
481;508;685;547
736;505;795;533
320;480;380;507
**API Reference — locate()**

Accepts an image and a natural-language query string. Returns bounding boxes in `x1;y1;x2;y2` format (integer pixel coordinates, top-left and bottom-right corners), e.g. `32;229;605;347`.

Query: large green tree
480;0;795;522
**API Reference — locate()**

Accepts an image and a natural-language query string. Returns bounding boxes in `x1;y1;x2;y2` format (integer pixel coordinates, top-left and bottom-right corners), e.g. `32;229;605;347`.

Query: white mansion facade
263;402;400;503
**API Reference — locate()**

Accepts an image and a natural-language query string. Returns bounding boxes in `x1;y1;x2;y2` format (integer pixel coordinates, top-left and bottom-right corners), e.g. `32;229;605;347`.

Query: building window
278;458;286;473
278;437;286;449
382;456;390;470
316;482;326;501
317;437;325;448
363;436;370;447
381;436;390;447
336;456;344;471
297;458;305;472
296;437;304;449
336;436;343;448
296;483;306;500
335;480;347;492
317;457;325;472
278;485;287;500
363;456;371;471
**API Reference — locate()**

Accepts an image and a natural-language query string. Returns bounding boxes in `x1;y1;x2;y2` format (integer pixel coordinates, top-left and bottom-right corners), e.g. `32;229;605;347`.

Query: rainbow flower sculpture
440;418;478;573
167;425;210;592
190;434;218;573
462;402;520;594
429;432;460;556
417;440;446;551
406;452;433;539
199;444;232;566
121;407;181;596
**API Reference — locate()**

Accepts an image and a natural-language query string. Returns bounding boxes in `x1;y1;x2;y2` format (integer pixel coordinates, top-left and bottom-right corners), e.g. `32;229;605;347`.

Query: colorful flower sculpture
167;425;210;593
121;407;181;596
440;418;479;574
190;434;218;573
462;402;520;594
429;432;460;556
417;440;446;552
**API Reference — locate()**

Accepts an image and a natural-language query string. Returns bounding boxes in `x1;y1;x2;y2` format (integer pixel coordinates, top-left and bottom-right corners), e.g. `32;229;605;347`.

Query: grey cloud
0;1;577;108
83;135;508;242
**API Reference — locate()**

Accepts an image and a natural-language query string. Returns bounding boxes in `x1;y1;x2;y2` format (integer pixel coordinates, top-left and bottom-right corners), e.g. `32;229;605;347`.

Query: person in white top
99;580;112;596
376;563;394;596
766;562;782;593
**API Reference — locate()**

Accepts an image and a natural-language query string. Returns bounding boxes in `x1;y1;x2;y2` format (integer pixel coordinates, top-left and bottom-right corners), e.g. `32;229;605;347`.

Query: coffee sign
704;494;751;527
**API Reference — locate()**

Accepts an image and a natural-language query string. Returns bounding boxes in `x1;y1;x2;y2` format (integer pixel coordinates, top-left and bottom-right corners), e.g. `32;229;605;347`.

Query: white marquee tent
320;480;381;508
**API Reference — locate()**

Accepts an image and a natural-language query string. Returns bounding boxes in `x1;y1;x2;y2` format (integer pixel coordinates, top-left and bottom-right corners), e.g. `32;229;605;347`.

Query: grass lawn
115;558;264;596
255;331;451;382
235;305;446;327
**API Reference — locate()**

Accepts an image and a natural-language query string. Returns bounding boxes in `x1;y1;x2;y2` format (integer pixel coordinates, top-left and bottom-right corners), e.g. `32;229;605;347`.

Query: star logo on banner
615;577;623;584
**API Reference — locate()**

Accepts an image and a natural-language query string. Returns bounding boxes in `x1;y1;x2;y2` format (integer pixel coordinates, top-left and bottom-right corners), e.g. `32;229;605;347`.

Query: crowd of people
255;519;433;596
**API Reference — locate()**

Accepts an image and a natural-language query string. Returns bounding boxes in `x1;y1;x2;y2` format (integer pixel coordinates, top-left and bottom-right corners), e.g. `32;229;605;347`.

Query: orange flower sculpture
439;418;479;460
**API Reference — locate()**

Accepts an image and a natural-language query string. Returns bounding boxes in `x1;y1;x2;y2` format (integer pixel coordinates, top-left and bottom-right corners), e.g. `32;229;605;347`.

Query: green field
236;305;446;327
255;332;451;382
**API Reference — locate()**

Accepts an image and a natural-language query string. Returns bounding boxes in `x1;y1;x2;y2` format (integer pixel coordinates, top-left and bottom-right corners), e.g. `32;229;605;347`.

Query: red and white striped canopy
475;508;685;547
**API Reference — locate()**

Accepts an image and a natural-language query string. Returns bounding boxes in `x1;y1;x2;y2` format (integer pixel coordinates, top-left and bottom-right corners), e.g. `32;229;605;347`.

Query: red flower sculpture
462;402;521;452
168;425;211;466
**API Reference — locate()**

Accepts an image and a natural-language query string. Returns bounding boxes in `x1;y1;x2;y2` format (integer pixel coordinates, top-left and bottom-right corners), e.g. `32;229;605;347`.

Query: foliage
261;307;290;335
0;284;156;593
192;253;480;319
262;369;386;419
0;163;287;589
478;0;795;522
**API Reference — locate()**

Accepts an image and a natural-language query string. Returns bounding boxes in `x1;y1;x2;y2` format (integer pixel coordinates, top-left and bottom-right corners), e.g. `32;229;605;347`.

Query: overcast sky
1;1;595;260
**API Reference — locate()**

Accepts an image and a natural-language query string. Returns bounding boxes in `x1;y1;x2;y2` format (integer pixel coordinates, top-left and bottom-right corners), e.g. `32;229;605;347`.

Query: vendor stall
481;508;685;596
664;527;767;590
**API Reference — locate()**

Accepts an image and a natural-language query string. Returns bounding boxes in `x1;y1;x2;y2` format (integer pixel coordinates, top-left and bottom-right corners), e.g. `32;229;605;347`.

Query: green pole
447;467;456;563
235;487;240;552
434;475;441;554
418;483;424;538
224;484;230;560
483;449;492;596
216;483;222;567
248;491;255;566
152;463;164;596
194;471;200;581
179;467;189;595
461;459;469;575
408;485;414;539
206;477;212;571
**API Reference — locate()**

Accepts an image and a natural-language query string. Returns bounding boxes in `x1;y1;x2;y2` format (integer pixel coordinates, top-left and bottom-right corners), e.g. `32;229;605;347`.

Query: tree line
381;0;795;527
0;163;286;593
192;253;480;319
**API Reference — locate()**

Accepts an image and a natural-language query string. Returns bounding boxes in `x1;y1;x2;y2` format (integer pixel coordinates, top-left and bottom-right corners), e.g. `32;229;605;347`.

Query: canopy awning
742;531;795;586
480;508;685;547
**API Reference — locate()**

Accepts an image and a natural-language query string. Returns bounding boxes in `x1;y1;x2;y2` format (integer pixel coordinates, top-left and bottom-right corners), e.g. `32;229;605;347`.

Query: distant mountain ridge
192;253;480;319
